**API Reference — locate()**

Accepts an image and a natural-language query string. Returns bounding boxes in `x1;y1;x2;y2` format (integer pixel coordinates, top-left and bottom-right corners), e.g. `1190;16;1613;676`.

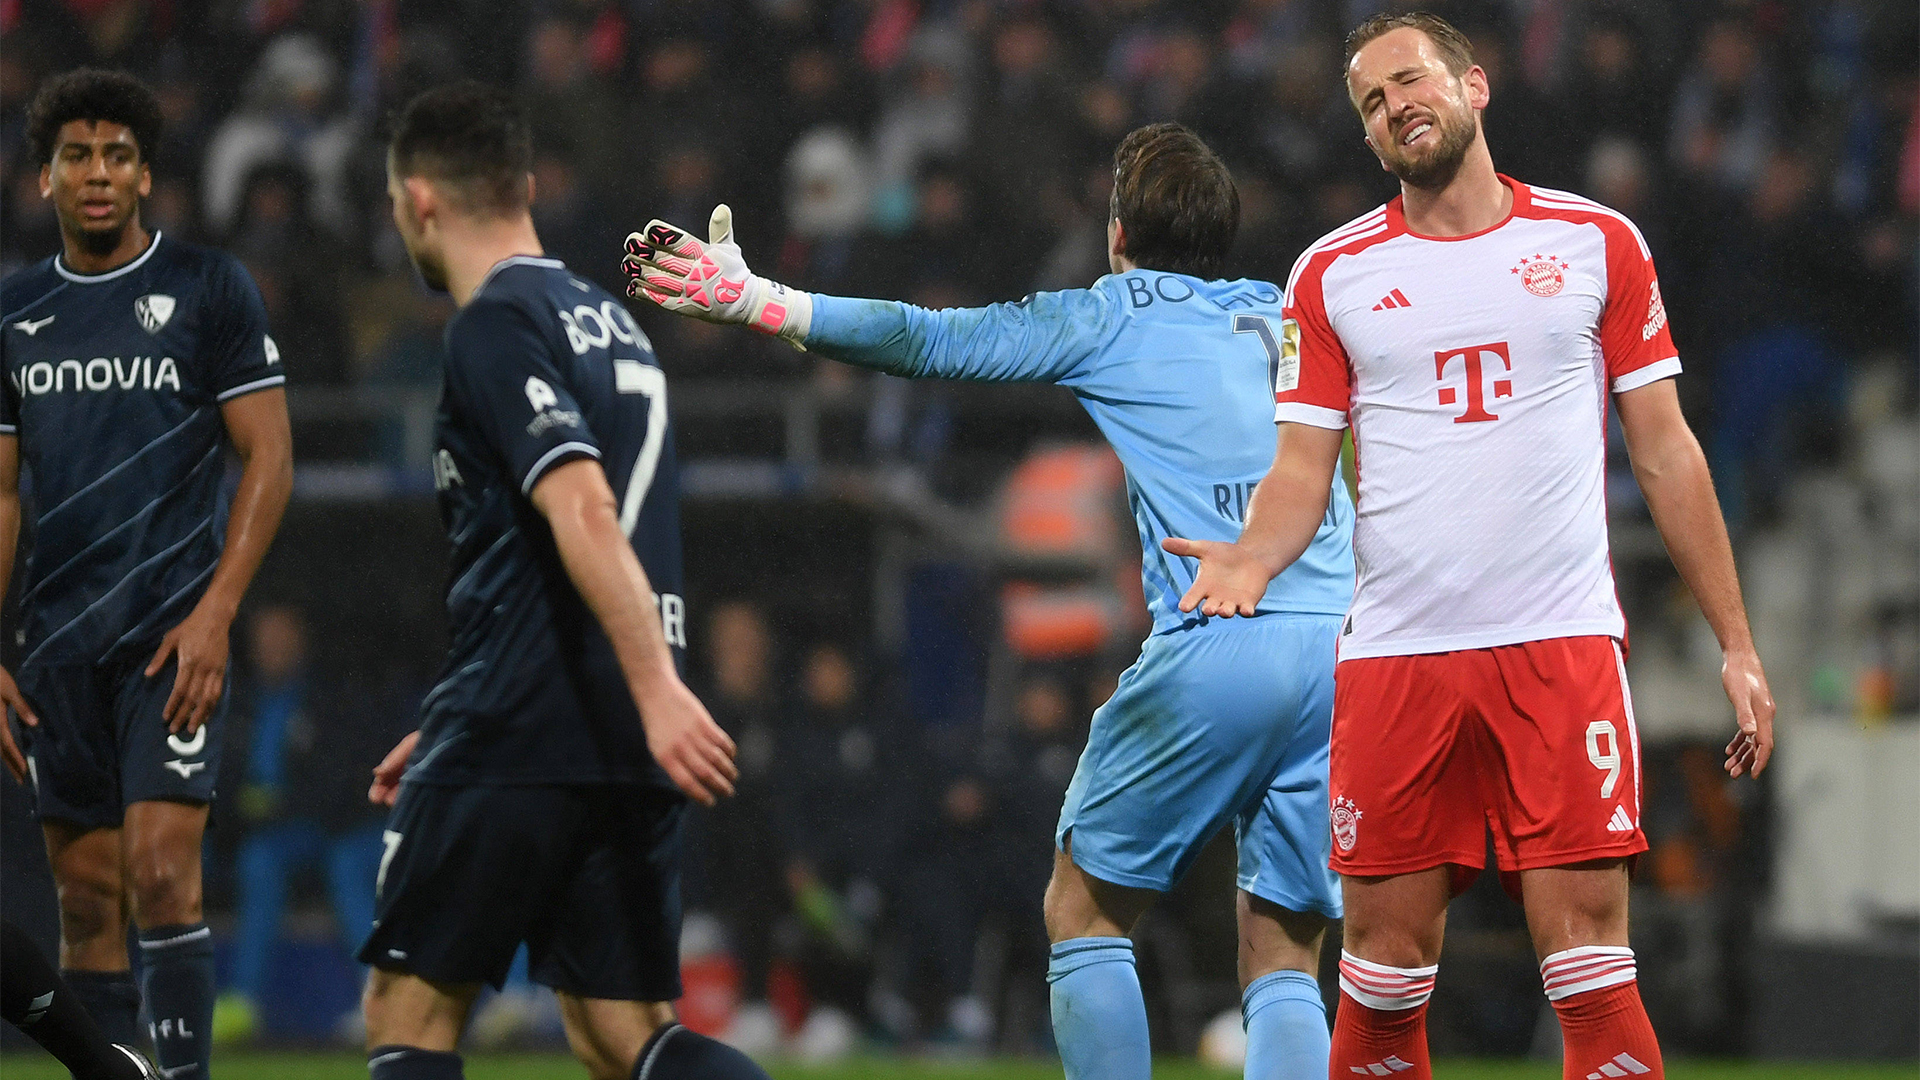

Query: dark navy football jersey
0;233;283;668
408;256;685;788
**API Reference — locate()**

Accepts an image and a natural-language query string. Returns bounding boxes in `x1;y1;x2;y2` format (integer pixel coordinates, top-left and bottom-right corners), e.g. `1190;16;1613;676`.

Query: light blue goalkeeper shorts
1056;612;1342;917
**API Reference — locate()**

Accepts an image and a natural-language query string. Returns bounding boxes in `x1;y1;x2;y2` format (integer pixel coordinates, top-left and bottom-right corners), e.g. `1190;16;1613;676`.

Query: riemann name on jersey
12;355;184;396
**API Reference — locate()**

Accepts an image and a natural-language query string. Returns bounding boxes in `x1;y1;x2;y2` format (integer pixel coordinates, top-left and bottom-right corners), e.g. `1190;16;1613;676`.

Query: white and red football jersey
1275;177;1679;660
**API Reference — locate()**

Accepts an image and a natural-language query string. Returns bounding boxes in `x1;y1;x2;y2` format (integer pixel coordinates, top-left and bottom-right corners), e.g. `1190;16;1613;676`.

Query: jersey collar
54;230;163;284
474;253;565;296
1385;176;1529;242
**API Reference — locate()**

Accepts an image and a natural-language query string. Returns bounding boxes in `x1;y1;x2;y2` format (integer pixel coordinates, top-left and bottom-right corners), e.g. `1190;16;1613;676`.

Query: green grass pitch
1;1052;1913;1079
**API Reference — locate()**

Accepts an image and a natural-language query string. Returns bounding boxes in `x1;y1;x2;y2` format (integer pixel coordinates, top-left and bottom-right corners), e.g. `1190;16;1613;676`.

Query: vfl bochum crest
135;294;176;334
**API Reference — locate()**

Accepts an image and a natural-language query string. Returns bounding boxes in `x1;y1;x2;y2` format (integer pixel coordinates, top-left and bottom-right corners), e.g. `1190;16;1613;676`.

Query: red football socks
1330;951;1437;1077
1542;947;1664;1080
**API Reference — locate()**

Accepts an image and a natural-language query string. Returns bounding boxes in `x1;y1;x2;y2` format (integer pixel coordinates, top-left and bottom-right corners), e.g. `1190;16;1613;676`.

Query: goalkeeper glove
623;204;812;347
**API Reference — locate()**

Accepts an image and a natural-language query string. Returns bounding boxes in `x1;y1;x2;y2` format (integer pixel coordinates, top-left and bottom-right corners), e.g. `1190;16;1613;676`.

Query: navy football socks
632;1022;772;1079
137;923;215;1080
369;1045;465;1079
61;968;143;1047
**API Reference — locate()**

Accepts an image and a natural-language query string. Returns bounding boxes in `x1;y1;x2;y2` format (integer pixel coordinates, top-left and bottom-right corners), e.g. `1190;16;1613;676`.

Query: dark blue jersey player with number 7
625;123;1355;1080
355;83;772;1080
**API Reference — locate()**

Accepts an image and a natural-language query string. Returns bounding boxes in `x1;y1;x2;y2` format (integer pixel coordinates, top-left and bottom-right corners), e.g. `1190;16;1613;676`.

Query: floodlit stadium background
0;0;1915;1072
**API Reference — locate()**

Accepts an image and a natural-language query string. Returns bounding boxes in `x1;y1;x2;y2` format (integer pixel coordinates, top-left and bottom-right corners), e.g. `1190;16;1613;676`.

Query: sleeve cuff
216;373;287;401
0;424;16;435
1274;402;1349;430
520;441;601;495
1611;357;1681;394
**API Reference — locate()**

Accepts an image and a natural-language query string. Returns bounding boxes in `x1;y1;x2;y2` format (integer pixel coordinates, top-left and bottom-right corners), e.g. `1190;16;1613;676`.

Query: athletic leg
564;997;771;1080
1483;640;1661;1080
1236;893;1327;1080
42;821;141;1046
1;919;154;1078
1042;840;1156;1080
363;969;478;1078
1233;614;1342;1080
124;799;214;1080
1330;868;1451;1080
1522;861;1662;1080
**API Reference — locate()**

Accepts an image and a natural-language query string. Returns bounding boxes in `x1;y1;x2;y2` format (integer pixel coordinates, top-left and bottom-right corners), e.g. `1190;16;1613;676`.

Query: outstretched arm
1615;378;1774;778
530;458;738;805
1163;422;1343;617
624;205;1103;383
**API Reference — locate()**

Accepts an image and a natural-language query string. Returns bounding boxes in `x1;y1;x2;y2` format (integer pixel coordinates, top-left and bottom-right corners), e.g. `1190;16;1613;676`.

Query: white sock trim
1540;945;1636;1001
1338;950;1437;1012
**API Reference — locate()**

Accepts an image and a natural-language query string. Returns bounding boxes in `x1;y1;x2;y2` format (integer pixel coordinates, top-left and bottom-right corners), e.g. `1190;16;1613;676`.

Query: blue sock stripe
1243;969;1324;1026
1046;937;1135;983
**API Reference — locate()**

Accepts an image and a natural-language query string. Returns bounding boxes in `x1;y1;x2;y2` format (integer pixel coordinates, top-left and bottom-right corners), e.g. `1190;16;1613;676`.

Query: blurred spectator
1668;16;1777;195
688;600;787;1000
202;34;359;239
895;741;996;1047
771;642;902;1025
521;16;629;214
212;606;401;1044
529;146;624;291
869;27;971;231
774;127;872;293
230;162;352;384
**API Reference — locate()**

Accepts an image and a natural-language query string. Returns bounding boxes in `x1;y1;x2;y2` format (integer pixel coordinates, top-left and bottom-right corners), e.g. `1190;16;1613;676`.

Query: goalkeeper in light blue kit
624;123;1353;1080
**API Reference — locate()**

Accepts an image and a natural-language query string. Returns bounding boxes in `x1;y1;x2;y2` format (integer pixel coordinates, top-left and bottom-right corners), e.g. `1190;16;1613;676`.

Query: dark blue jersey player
355;83;767;1080
0;70;294;1080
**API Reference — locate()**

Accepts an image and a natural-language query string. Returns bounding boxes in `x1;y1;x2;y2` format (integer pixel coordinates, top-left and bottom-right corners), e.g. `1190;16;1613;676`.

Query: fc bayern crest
1510;254;1568;297
1331;796;1362;853
135;294;176;334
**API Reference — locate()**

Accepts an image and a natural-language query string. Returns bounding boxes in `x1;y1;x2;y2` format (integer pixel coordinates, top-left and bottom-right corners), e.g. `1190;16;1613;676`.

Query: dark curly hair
25;68;164;167
389;81;532;217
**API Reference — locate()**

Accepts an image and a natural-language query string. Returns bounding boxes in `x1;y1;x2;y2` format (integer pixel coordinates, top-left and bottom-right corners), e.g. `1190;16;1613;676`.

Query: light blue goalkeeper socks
1047;936;1150;1080
1241;968;1329;1080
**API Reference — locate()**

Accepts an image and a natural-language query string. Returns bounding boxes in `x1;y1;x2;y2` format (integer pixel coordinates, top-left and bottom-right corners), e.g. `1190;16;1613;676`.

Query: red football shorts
1328;635;1647;881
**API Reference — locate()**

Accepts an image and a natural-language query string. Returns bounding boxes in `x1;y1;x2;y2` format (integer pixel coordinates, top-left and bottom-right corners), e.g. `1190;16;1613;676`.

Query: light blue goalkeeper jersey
806;269;1355;632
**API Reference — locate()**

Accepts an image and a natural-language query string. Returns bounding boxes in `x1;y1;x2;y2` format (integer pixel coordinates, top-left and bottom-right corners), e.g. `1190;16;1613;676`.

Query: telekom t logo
1434;341;1513;423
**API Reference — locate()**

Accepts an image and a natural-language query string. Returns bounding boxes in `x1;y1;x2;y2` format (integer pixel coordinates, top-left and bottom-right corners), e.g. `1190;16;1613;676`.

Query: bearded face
1371;91;1479;189
1347;27;1489;193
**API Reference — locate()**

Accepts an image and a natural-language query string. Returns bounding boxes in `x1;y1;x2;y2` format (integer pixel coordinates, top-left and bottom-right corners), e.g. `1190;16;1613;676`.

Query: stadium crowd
1;0;1914;1058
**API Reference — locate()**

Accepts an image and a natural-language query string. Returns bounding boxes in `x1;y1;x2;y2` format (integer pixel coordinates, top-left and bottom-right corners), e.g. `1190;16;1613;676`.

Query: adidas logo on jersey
11;356;182;396
1606;805;1635;833
1587;1052;1652;1077
1371;289;1412;311
1349;1057;1417;1075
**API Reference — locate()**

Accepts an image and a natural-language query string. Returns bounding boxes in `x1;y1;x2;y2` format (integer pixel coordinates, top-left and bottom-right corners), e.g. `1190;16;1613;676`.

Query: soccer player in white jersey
1166;14;1775;1080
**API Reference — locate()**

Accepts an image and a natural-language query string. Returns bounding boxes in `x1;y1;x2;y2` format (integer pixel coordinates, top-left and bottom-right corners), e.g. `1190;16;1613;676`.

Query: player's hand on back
146;604;232;735
1161;537;1267;618
1720;649;1775;779
369;730;420;807
622;205;812;346
0;664;37;782
635;679;738;807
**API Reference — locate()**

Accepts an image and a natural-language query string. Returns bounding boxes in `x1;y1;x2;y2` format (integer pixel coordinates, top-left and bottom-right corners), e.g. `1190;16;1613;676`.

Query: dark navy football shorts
13;657;226;830
358;782;687;1001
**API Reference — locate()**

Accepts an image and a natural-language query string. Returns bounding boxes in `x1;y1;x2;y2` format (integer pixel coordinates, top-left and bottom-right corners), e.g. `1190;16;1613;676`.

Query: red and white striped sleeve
1273;248;1353;430
1595;213;1680;393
